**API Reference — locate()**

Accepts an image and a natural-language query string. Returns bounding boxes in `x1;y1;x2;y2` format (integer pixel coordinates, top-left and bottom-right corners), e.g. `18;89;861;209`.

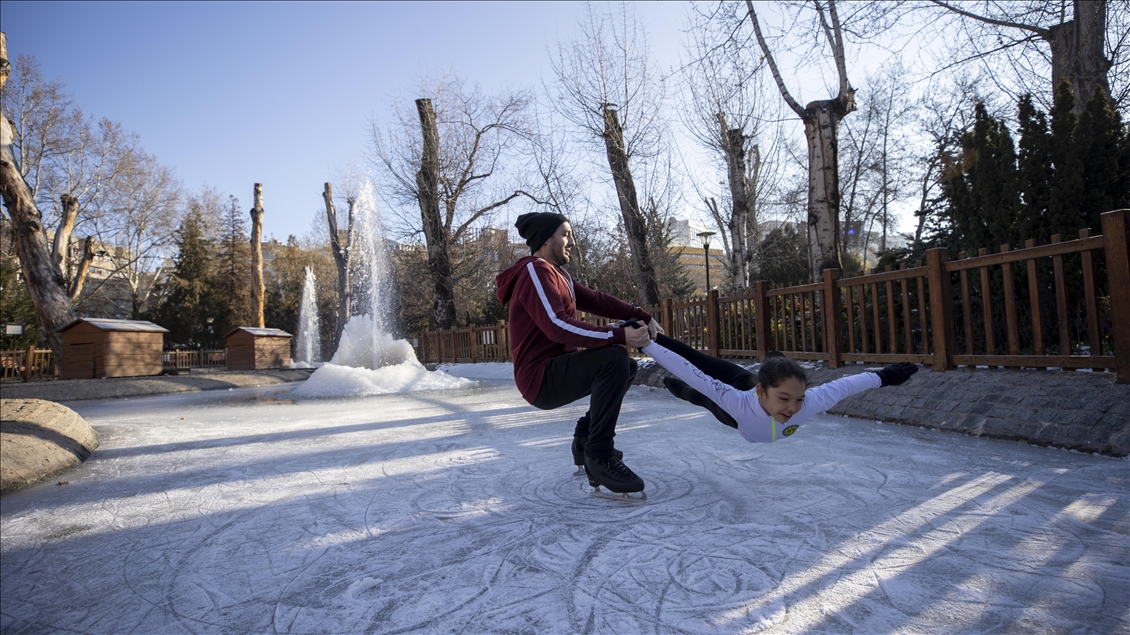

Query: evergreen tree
1047;81;1085;238
755;224;809;286
1016;94;1052;243
156;211;213;347
940;103;1021;254
1077;87;1130;233
210;196;252;341
0;244;42;349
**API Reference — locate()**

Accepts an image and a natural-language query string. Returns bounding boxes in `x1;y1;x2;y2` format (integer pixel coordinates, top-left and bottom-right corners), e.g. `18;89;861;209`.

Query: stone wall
634;361;1130;457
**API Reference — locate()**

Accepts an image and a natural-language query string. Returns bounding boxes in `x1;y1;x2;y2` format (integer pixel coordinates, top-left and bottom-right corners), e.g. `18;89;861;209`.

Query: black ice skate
571;436;623;473
663;376;692;401
584;455;646;501
662;376;740;430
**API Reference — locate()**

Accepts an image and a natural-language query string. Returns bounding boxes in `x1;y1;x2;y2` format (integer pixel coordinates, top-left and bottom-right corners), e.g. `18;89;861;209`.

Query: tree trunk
0;34;75;371
746;0;851;279
68;235;95;301
52;193;79;276
415;98;457;329
249;183;265;328
1048;0;1111;115
718;115;753;291
601;105;660;306
803;99;848;278
323;182;353;349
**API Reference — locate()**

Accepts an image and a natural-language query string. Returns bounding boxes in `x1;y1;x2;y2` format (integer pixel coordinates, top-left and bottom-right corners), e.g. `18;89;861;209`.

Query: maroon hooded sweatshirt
495;256;652;404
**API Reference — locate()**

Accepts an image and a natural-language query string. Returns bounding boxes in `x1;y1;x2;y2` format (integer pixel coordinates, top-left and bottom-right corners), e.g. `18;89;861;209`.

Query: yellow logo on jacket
783;425;799;437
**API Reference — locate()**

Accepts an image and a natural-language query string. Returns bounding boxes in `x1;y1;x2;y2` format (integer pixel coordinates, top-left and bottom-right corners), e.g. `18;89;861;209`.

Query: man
495;212;662;495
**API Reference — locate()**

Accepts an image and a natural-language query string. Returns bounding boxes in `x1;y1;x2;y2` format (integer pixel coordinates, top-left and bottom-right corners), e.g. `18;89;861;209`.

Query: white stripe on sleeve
526;262;614;341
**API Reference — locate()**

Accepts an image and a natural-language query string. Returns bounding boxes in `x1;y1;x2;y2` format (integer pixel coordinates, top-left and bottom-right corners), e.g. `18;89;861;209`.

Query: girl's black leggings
654;334;757;390
654;334;756;429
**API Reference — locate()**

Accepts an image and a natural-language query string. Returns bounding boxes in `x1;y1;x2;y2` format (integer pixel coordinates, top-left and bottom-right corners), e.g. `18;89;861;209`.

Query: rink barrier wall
633;361;1130;457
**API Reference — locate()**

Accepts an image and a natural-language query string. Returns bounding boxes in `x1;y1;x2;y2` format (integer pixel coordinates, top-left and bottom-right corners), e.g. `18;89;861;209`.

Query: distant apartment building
667;218;727;296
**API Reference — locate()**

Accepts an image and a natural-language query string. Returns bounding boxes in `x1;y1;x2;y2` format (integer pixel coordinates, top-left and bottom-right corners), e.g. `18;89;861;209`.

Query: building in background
667;218;726;296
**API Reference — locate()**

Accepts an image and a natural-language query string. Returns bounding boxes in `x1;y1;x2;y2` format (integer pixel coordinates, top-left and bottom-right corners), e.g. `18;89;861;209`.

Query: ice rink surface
1;364;1127;634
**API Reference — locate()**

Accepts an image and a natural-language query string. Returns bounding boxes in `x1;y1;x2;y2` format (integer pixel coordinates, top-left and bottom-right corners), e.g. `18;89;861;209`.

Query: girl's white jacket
642;340;881;443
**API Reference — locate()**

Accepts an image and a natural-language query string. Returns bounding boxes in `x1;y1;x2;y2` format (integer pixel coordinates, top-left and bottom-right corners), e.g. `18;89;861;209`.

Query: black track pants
532;346;638;460
654;334;754;429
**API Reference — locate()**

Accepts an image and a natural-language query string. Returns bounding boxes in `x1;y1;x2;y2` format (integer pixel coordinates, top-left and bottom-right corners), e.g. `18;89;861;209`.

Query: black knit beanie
515;212;568;253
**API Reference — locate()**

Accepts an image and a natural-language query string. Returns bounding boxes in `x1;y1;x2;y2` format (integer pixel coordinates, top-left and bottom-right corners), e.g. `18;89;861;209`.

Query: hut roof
227;327;293;338
60;318;169;333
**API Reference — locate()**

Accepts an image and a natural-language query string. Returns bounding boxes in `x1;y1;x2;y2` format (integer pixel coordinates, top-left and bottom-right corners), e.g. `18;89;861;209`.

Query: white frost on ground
1;364;1127;635
436;361;515;382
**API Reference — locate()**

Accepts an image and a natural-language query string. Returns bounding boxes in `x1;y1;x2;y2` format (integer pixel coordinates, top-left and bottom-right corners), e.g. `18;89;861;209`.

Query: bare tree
372;77;537;329
549;1;668;306
744;0;857;279
682;4;791;291
837;62;918;268
322;181;355;347
926;0;1127;112
249;183;265;328
1;49;138;305
0;33;76;367
78;149;182;319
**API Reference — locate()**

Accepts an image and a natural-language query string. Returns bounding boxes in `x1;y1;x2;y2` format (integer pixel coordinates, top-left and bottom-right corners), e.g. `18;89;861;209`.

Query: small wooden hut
226;327;292;370
59;318;168;380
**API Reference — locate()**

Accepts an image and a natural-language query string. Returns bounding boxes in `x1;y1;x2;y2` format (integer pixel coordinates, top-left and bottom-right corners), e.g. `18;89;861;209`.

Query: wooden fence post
23;345;33;382
925;248;954;371
468;324;477;363
663;298;673;336
498;320;509;362
753;280;769;360
706;289;720;357
821;269;842;368
1101;209;1130;383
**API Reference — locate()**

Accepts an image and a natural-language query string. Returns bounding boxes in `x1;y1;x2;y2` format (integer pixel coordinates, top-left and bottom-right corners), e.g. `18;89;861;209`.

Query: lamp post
697;231;716;295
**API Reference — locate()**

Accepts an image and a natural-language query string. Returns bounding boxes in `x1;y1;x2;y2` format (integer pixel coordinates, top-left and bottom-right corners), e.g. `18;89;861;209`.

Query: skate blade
588;485;647;502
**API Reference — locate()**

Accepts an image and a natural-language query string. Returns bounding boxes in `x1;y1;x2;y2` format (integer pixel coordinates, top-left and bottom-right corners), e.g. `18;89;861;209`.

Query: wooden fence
0;347;55;382
416;321;511;365
0;348;228;381
162;349;226;371
416;209;1130;383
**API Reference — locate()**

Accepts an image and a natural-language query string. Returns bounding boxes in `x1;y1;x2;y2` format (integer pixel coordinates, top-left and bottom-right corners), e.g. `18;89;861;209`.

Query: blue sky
2;1;694;241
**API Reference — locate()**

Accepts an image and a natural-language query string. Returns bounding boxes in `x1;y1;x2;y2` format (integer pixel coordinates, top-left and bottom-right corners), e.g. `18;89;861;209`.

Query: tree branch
928;0;1050;39
744;0;806;118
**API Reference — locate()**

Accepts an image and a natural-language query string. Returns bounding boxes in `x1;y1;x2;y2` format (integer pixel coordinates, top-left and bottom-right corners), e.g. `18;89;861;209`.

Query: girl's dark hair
758;351;808;388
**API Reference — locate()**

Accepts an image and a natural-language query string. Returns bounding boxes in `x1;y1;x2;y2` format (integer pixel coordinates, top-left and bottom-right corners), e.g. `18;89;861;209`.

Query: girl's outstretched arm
801;372;882;413
791;362;917;414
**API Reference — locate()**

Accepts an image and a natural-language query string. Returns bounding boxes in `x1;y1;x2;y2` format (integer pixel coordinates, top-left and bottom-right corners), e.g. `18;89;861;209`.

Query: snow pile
293;360;472;398
292;314;473;398
329;315;415;369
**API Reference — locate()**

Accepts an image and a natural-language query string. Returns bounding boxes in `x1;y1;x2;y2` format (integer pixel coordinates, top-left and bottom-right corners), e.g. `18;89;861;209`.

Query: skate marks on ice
0;382;1127;634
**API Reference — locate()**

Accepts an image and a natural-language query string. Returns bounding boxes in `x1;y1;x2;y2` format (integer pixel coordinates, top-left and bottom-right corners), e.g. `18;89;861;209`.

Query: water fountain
292;266;322;368
293;181;472;397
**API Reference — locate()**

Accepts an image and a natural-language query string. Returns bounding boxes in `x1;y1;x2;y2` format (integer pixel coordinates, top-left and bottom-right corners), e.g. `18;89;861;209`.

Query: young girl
641;334;918;443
